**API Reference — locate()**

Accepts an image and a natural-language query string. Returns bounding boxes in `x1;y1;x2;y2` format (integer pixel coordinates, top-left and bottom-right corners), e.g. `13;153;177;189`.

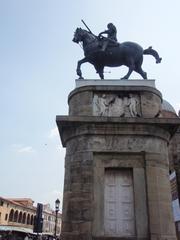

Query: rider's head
107;23;114;29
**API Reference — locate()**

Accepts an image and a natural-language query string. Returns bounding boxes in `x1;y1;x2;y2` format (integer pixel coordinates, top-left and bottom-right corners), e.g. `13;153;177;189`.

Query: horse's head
72;28;85;43
73;28;96;45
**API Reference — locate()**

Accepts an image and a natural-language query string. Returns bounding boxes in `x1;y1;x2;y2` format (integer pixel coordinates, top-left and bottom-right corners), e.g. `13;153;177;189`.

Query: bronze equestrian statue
72;23;162;79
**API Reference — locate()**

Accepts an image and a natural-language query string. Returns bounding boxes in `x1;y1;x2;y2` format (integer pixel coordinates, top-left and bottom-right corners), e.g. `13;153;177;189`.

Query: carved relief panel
93;93;141;117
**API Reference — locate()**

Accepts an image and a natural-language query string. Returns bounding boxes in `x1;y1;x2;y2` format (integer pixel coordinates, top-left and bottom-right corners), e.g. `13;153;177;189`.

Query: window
5;214;8;221
27;214;30;224
0;201;4;206
14;210;18;222
22;213;26;224
9;209;14;222
18;212;22;223
30;215;34;225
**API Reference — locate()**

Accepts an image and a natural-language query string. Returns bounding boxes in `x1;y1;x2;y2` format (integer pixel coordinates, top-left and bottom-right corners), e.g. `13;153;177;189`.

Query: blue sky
0;0;180;210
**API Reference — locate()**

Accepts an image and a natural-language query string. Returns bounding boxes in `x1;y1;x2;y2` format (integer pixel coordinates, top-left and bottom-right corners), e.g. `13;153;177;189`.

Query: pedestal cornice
56;116;180;147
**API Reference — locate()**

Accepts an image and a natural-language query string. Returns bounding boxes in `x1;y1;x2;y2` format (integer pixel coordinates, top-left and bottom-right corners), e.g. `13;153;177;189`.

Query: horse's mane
80;28;97;40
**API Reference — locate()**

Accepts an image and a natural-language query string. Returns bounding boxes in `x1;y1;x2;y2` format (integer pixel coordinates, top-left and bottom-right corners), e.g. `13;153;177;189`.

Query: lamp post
54;199;60;239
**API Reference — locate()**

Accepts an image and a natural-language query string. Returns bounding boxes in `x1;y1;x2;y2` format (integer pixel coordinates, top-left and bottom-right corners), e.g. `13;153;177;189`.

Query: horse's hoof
78;76;84;79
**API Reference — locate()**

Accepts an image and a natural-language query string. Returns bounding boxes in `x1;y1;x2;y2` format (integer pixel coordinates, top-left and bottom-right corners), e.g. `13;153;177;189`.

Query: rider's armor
99;23;118;51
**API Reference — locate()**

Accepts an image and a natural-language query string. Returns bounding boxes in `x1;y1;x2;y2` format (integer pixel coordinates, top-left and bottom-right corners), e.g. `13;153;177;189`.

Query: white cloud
12;144;35;154
12;144;23;149
48;127;59;139
18;146;35;153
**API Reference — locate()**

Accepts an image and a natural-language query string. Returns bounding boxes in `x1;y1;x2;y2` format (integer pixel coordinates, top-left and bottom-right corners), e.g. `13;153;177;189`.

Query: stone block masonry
57;80;180;240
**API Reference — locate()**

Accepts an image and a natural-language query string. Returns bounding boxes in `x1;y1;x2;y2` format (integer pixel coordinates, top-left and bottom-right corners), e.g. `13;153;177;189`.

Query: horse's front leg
76;58;87;79
94;65;104;79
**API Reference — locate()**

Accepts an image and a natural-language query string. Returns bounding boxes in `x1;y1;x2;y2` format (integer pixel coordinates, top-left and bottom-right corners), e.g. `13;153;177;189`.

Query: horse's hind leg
136;68;147;79
121;68;133;79
121;59;135;79
135;57;147;79
135;67;147;79
121;65;134;79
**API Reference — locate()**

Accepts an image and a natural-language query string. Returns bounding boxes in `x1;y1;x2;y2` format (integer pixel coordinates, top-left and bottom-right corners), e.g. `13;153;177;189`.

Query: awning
0;226;33;234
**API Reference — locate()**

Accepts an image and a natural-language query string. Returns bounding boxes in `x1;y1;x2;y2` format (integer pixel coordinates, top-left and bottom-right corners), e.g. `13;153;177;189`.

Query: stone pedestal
56;80;180;240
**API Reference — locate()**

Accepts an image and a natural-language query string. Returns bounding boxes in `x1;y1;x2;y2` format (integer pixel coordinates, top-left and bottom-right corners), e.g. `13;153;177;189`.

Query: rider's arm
98;30;108;37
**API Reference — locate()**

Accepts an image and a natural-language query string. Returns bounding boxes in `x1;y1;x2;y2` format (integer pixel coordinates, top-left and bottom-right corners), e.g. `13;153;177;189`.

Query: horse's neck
82;33;96;47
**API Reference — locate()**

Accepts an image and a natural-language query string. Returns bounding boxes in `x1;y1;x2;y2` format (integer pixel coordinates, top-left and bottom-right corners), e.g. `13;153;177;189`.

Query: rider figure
98;23;118;51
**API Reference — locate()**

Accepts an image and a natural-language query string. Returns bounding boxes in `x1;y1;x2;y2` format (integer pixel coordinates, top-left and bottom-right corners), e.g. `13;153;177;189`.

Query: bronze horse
72;28;162;79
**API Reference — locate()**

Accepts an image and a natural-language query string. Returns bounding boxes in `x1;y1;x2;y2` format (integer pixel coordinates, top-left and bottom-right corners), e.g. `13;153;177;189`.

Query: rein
78;42;83;49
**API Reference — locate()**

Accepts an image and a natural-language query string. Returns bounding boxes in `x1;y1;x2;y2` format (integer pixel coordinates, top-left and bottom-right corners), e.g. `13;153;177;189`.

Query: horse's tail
143;46;162;64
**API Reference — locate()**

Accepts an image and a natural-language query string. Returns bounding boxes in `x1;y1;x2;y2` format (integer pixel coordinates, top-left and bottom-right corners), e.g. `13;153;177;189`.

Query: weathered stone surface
68;85;162;118
57;82;180;240
140;91;161;117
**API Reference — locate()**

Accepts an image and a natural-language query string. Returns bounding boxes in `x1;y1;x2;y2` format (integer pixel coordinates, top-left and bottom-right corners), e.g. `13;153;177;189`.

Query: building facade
43;204;61;236
161;100;180;239
0;197;61;239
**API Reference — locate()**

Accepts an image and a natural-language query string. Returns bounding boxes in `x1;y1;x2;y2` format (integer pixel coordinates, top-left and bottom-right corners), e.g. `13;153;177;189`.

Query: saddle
98;36;119;48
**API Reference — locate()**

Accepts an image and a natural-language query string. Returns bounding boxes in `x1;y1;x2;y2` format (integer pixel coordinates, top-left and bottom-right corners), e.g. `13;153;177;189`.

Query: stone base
75;79;156;88
69;83;162;118
57;80;179;240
